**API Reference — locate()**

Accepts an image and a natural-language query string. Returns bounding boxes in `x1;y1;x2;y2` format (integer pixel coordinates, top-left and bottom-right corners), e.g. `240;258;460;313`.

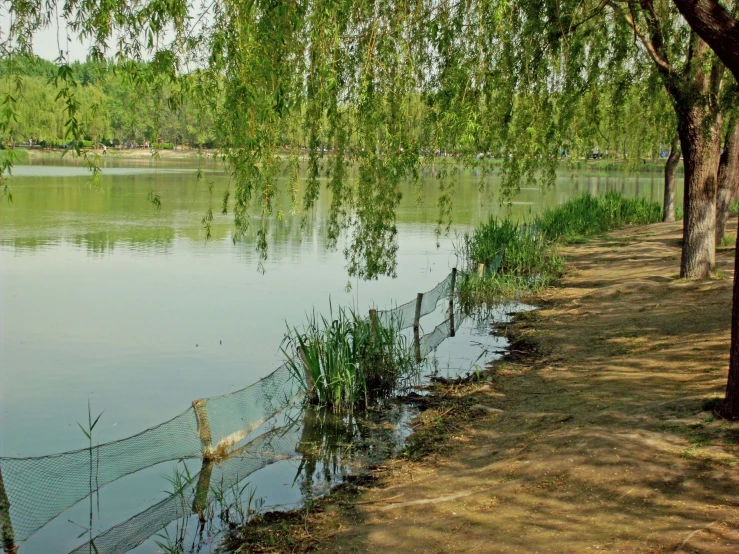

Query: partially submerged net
0;364;302;545
419;305;466;359
376;271;454;330
0;269;459;550
68;424;301;554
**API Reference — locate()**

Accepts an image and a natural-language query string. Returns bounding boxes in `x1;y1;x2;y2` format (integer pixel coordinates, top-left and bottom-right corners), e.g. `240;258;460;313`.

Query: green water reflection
0;159;675;460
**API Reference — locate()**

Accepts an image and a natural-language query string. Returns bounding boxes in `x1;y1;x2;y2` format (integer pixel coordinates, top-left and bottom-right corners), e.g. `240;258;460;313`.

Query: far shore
24;146;221;161
10;146;681;173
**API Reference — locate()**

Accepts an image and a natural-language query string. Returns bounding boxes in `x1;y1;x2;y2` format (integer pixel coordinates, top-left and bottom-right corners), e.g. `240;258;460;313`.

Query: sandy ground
235;221;739;553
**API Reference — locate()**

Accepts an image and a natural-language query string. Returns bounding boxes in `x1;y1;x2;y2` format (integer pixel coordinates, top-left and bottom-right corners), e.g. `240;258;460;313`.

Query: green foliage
721;233;737;248
460;192;661;307
463;218;564;278
459;218;563;307
0;148;28;164
0;56;217;149
283;306;417;412
537;192;662;243
0;0;682;279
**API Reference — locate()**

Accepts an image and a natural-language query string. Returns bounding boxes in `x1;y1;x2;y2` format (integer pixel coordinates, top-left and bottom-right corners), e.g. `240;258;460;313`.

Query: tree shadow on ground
311;221;739;554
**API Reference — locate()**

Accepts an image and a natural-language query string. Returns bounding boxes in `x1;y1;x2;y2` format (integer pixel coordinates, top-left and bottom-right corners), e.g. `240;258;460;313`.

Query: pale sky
0;4;91;62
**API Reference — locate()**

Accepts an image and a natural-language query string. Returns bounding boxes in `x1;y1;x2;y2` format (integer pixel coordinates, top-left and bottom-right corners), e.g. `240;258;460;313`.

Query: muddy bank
231;221;739;553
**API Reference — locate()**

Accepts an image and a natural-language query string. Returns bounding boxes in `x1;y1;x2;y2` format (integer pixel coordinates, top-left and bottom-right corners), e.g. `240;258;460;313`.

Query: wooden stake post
192;459;214;522
449;268;457;337
192;399;213;453
0;463;18;554
413;292;423;362
369;309;378;343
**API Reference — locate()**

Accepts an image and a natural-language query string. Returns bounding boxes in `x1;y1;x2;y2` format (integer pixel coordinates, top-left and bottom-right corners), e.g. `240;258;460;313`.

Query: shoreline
230;220;739;553
12;147;682;173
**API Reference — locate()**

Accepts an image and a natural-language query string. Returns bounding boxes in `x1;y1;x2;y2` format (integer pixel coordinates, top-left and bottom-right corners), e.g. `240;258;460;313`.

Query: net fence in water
419;305;466;359
0;269;459;550
0;364;302;546
376;271;454;330
68;424;302;554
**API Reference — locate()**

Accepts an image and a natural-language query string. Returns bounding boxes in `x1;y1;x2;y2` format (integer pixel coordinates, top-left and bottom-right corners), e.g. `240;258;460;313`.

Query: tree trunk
679;106;721;279
671;0;739;82
716;120;739;245
663;138;681;222
724;214;739;419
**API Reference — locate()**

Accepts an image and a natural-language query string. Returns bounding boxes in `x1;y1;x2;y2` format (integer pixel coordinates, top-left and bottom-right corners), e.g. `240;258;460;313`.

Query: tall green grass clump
537;191;661;243
459;192;661;308
459;218;563;306
283;306;416;411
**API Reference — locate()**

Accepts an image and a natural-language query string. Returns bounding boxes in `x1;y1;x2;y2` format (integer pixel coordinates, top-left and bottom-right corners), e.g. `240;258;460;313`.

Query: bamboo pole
298;345;318;404
449;268;457;338
413;293;423;362
192;399;213;454
0;463;18;554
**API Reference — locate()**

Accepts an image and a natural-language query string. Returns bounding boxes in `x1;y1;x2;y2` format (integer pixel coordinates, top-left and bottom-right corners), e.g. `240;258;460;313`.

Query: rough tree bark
613;4;724;278
663;138;681;222
671;0;739;79
678;105;722;279
716;120;739;245
666;0;739;417
725;215;739;419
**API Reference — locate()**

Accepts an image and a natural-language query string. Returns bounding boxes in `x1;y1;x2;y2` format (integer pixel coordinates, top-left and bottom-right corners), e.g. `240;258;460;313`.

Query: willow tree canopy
2;0;674;278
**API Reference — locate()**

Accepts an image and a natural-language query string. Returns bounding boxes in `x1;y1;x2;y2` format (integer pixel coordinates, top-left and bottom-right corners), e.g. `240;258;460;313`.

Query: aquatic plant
282;306;417;411
458;217;563;308
536;192;662;243
462;217;563;278
459;192;661;307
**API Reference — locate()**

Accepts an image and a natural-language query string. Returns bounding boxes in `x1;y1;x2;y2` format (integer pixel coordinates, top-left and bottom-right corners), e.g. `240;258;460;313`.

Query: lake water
0;155;675;553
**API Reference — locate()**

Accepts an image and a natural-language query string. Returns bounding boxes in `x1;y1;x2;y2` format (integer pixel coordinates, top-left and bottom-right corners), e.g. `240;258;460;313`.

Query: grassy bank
460;192;662;306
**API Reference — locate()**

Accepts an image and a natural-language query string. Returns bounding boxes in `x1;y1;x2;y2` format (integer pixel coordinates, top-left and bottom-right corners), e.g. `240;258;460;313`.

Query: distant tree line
0;56;217;150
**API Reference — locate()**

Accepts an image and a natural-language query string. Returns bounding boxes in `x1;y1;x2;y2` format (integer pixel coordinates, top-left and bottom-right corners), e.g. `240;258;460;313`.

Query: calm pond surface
0;155;677;552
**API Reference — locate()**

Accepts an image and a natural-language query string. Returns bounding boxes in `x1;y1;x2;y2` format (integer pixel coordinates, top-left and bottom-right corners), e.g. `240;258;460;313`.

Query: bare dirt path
238;221;739;553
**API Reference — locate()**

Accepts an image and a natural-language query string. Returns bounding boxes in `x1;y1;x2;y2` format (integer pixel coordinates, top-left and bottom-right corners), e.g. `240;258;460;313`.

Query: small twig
351;494;404;506
674;521;719;553
376;490;476;511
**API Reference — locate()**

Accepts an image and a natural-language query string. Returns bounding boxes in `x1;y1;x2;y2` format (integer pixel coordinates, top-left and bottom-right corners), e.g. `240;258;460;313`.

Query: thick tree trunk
724;215;739;419
679;107;721;279
671;0;739;81
716;121;739;245
663;138;681;222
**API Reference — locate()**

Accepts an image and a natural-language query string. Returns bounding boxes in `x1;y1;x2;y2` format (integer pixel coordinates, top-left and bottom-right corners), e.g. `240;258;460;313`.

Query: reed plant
282;306;416;411
462;218;563;277
459;192;661;307
537;192;662;243
458;217;563;307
